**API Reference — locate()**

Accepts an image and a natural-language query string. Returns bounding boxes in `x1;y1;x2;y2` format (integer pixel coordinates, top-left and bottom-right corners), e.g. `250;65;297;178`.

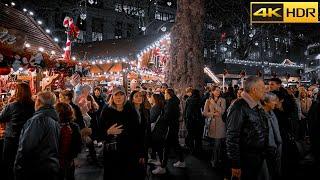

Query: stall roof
0;3;63;54
74;34;166;60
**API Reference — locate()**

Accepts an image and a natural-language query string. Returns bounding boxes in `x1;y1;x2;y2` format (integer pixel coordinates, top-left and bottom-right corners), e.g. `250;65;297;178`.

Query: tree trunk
165;0;205;95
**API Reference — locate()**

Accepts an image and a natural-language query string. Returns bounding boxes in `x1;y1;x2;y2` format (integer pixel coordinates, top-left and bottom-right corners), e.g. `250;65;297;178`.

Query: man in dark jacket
14;91;60;180
226;76;269;180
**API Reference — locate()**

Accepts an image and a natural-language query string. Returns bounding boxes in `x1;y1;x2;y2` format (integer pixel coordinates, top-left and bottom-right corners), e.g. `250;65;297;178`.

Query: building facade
15;0;176;46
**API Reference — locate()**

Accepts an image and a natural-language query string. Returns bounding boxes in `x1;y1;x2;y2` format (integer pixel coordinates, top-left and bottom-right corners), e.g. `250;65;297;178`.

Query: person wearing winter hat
100;86;145;180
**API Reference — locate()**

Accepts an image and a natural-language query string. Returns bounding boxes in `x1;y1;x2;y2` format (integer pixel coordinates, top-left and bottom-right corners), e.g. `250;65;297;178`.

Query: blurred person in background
203;86;226;168
0;83;35;180
14;91;60;180
55;102;82;180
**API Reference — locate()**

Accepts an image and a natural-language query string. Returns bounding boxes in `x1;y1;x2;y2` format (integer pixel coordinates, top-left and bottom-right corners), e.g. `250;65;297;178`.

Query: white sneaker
173;161;186;168
152;166;166;174
148;159;161;166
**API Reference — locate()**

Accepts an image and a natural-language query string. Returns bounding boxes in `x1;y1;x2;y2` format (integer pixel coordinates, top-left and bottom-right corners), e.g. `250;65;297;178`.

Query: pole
241;77;244;88
222;74;225;92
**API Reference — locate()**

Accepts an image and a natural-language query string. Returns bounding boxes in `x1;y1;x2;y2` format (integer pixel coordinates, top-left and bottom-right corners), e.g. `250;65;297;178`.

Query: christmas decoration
63;17;80;61
0;53;11;75
0;27;16;45
88;0;94;5
0;67;11;76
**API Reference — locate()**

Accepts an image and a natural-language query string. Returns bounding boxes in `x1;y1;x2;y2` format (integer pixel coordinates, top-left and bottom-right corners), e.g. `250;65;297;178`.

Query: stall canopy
0;3;63;54
90;63;124;74
74;34;166;60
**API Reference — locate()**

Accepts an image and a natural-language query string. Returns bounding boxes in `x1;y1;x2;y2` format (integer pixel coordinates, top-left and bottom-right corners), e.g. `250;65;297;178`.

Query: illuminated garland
224;59;304;68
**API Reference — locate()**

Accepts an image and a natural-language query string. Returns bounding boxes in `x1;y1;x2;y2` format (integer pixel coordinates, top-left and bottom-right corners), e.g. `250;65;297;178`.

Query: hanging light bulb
88;0;94;5
167;1;172;6
80;13;87;20
141;27;146;31
161;26;167;32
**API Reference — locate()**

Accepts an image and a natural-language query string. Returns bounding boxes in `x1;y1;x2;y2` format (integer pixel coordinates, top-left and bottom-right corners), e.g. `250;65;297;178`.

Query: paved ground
75;142;224;180
74;140;320;180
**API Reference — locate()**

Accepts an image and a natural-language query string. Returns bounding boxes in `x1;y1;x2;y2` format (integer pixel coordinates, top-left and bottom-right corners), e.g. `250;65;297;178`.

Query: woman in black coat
185;89;204;154
0;83;34;180
99;86;144;180
309;92;320;164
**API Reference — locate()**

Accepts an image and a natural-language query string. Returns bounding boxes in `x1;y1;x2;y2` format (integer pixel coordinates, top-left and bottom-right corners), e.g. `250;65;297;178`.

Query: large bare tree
165;0;205;94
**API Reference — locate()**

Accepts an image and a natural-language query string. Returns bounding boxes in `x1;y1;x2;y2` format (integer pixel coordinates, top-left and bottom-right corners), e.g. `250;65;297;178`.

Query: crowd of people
0;76;319;180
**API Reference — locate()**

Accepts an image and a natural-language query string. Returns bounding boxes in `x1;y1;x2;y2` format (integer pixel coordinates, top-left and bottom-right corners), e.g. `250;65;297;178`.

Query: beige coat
203;97;226;139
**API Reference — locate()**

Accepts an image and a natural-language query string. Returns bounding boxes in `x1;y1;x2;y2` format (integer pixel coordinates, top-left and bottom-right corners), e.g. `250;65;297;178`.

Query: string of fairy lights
224;59;304;68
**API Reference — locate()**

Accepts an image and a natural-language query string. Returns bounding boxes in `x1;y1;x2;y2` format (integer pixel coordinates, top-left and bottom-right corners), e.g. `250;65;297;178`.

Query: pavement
75;141;224;180
74;140;320;180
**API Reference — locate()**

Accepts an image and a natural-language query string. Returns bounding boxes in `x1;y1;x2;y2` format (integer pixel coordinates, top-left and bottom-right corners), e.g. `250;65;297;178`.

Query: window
115;21;123;39
127;24;134;38
78;31;86;43
92;32;103;42
155;11;175;21
114;3;145;17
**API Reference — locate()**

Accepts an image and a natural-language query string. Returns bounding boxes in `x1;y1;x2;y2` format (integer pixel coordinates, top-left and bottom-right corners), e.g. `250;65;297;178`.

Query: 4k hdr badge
250;2;318;23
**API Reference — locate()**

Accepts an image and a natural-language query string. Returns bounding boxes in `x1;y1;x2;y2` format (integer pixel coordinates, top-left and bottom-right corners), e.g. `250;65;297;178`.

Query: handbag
203;117;212;138
151;111;169;143
151;113;162;132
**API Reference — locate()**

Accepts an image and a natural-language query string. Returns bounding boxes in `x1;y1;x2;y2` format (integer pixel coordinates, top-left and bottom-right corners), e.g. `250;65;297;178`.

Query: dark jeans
86;139;97;161
15;169;59;180
211;138;225;168
2;138;19;180
151;141;166;168
0;139;4;178
59;160;75;180
103;146;143;180
164;128;184;163
186;121;203;153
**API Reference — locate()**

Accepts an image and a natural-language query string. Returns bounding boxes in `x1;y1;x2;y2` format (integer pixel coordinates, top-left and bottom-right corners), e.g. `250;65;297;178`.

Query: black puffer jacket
14;106;60;179
0;101;34;139
226;98;268;169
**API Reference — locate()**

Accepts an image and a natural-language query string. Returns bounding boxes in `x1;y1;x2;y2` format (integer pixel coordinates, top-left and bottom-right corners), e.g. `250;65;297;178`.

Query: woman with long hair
0;82;35;180
203;86;226;168
55;102;82;180
129;90;150;179
100;86;144;180
148;93;168;174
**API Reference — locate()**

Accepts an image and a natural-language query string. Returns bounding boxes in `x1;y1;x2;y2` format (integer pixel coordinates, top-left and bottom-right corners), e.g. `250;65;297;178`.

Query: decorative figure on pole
63;17;80;61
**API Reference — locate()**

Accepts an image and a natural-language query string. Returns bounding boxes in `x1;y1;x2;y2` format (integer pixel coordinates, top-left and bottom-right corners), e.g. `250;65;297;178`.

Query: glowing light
54;38;59;42
38;47;44;52
51;51;56;55
37;20;43;25
11;2;16;6
23;8;27;12
45;29;51;33
25;43;31;48
29;11;34;16
72;56;76;60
